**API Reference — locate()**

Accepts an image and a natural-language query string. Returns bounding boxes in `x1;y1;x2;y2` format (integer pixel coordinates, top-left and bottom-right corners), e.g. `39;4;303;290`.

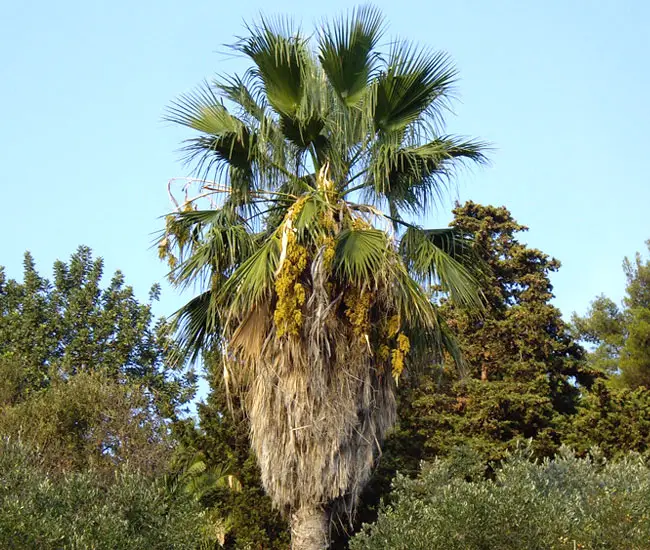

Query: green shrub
350;446;650;550
0;371;173;475
0;439;206;549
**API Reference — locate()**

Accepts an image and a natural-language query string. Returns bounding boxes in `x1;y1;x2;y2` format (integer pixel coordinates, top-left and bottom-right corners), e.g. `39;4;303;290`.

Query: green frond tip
232;17;309;118
218;235;280;318
318;5;385;107
373;43;457;133
366;136;488;217
170;290;216;365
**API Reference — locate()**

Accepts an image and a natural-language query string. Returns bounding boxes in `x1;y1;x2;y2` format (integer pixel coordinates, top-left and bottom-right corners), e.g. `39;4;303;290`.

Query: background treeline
1;202;649;549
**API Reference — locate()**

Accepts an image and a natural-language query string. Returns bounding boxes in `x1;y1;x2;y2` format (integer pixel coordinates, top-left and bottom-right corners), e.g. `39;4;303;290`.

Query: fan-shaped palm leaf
318;5;384;107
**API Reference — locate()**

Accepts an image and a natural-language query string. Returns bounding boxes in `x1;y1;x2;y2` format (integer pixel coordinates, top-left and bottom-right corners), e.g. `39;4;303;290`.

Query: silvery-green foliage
0;439;207;550
350;446;650;550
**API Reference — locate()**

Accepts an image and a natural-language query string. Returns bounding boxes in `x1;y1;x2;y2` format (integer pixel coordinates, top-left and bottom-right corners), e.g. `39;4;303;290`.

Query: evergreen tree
397;202;594;464
564;241;650;458
0;246;194;414
573;240;650;389
562;379;650;457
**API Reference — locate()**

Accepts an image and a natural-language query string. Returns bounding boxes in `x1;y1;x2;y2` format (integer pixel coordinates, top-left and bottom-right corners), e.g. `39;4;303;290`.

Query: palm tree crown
160;6;486;548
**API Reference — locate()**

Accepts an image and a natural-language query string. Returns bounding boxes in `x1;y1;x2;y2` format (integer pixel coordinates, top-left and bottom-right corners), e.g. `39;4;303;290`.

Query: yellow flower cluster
378;344;391;362
387;315;400;337
274;231;307;338
159;213;191;272
322;235;336;268
351;216;370;231
344;288;372;338
390;333;411;382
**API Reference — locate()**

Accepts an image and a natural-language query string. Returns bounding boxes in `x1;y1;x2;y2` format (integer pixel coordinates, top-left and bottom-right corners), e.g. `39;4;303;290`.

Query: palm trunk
290;505;329;550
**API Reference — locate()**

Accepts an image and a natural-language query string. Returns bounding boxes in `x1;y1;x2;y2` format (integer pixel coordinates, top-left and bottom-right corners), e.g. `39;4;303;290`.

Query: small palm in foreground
168;448;242;546
160;6;486;549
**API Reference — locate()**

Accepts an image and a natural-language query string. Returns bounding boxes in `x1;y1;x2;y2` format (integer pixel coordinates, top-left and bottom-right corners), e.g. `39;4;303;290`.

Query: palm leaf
165;82;257;188
170;290;216;364
235;18;332;152
334;227;388;287
399;226;484;309
373;44;456;133
233;18;308;118
406;312;466;375
216;73;268;124
170;209;257;289
387;259;439;330
219;235;280;318
366;136;486;216
318;5;384;107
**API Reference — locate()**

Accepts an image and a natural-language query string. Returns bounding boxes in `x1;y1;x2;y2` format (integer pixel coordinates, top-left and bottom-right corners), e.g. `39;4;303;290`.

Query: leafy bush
0;439;206;549
350;446;650;550
0;371;173;474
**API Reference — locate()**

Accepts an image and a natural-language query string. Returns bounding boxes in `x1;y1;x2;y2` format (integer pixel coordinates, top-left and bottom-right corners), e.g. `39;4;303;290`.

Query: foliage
161;6;486;546
0;438;205;550
0;246;195;475
0;370;171;474
573;240;650;389
562;379;650;457
350;446;650;550
0;246;194;416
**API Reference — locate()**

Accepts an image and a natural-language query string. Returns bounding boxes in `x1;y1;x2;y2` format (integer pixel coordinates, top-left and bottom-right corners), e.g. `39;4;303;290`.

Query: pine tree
573;240;650;388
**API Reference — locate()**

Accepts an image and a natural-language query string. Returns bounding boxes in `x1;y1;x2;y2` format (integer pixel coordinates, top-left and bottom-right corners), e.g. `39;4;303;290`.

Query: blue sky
2;0;649;326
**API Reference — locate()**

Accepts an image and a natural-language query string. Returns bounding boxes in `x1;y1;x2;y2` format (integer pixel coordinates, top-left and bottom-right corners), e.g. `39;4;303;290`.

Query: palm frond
170;209;257;290
373;44;456;134
406;311;466;375
399;226;484;309
318;5;384;107
334;227;388;287
387;259;439;330
367;136;487;216
165;82;257;189
233;17;308;118
170;290;216;364
215;72;268;124
234;18;332;153
218;235;280;318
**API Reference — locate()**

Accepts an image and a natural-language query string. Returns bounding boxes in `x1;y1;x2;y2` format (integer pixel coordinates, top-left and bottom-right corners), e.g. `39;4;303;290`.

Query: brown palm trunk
290;505;329;550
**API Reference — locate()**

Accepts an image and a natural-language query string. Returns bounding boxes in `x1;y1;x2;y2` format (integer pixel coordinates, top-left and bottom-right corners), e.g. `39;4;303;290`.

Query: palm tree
160;6;486;549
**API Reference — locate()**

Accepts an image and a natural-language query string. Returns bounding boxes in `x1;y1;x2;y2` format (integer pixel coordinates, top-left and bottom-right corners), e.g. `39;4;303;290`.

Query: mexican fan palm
160;6;486;549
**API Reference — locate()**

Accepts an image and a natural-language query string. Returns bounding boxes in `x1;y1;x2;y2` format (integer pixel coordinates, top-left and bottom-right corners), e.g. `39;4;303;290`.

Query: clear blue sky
2;0;649;325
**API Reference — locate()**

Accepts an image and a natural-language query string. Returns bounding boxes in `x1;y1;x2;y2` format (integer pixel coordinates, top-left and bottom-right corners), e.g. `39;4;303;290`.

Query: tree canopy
573;240;650;389
0;247;195;473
